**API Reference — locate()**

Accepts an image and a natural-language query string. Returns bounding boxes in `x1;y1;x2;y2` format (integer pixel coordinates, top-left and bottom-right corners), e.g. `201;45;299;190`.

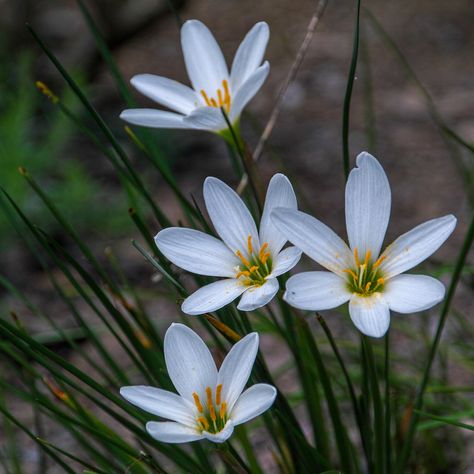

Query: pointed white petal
271;208;353;277
217;333;259;412
183;106;228;132
146;421;203;443
181;20;229;95
119;109;189;129
345;152;391;258
384;274;445;314
380;215;457;278
259;174;298;256
120;386;195;427
349;293;390;338
284;271;350;310
231;384;277;426
164;323;217;402
204;177;260;255
182;279;247;315
271;246;302;277
229;62;269;122
155;228;239;277
130;74;199;114
237;278;279;311
231;22;269;91
202;420;234;443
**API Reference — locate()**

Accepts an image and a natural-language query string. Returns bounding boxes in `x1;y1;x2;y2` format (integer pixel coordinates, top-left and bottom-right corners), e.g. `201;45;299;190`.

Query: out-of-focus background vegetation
1;0;473;471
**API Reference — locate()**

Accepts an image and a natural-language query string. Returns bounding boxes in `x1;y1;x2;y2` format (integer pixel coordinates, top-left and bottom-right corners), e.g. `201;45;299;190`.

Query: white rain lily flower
272;152;457;338
120;323;276;443
120;20;270;133
155;174;302;314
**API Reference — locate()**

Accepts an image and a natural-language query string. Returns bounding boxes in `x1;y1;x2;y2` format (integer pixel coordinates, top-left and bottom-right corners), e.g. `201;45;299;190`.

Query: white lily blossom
155;174;302;314
272;152;457;338
120;20;270;133
121;323;276;443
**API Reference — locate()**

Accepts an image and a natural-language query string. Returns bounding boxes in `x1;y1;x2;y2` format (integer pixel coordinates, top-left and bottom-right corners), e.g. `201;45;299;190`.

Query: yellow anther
192;392;204;413
36;81;59;104
247;235;253;254
220;401;227;419
205;387;217;422
217;88;224;107
249;265;259;273
200;90;212;107
377;277;385;286
343;268;358;281
373;255;387;268
354;248;360;267
236;250;250;267
210;97;218;107
365;282;372;292
364;250;372;266
216;384;223;405
258;243;269;261
222;80;231;111
197;416;210;431
236;270;250;279
260;252;270;264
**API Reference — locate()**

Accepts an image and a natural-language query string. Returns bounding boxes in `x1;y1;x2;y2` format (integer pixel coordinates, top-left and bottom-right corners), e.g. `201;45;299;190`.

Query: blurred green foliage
0;50;131;246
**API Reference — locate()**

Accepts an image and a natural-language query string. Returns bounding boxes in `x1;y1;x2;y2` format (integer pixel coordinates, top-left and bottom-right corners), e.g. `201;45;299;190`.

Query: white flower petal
345;152;391;259
204;177;260;255
237;278;279;311
229;62;269;122
183;106;228;132
120;109;189;129
259;174;298;256
217;332;259;412
284;271;350;310
120;386;195;427
230;22;269;92
231;384;277;426
271;246;302;278
130;74;199;114
155;228;239;277
271;208;353;277
146;421;203;443
164;324;218;401
380;215;457;278
181;20;229;96
182;279;247;315
202;420;234;443
349;293;390;338
384;274;445;314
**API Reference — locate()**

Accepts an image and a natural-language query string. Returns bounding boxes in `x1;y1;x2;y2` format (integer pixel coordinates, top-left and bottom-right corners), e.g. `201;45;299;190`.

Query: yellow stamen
236;270;250;279
206;387;216;422
192;392;204;413
376;277;385;287
236;250;250;267
365;282;372;292
217;88;224;107
258;243;269;261
249;265;259;274
220;401;227;419
354;248;360;267
343;268;358;281
247;235;253;254
364;250;372;266
210;97;218;107
373;255;387;268
197;416;210;431
200;90;212;107
260;252;270;264
222;79;230;110
216;384;223;405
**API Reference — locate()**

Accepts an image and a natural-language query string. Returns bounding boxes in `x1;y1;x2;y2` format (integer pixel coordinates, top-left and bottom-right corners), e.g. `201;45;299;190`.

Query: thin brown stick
237;0;329;195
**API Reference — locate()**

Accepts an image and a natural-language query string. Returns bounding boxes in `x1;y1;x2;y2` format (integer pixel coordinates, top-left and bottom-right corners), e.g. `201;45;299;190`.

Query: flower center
200;79;231;113
235;235;272;286
343;248;386;296
192;384;227;434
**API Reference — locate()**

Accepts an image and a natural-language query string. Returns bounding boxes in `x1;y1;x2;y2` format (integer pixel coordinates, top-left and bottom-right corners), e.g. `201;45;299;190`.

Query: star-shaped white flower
121;323;276;443
155;174;301;314
272;152;457;338
120;20;270;133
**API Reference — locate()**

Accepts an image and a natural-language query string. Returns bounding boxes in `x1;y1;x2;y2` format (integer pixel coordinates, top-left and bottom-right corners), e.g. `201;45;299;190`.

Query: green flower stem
396;211;474;472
